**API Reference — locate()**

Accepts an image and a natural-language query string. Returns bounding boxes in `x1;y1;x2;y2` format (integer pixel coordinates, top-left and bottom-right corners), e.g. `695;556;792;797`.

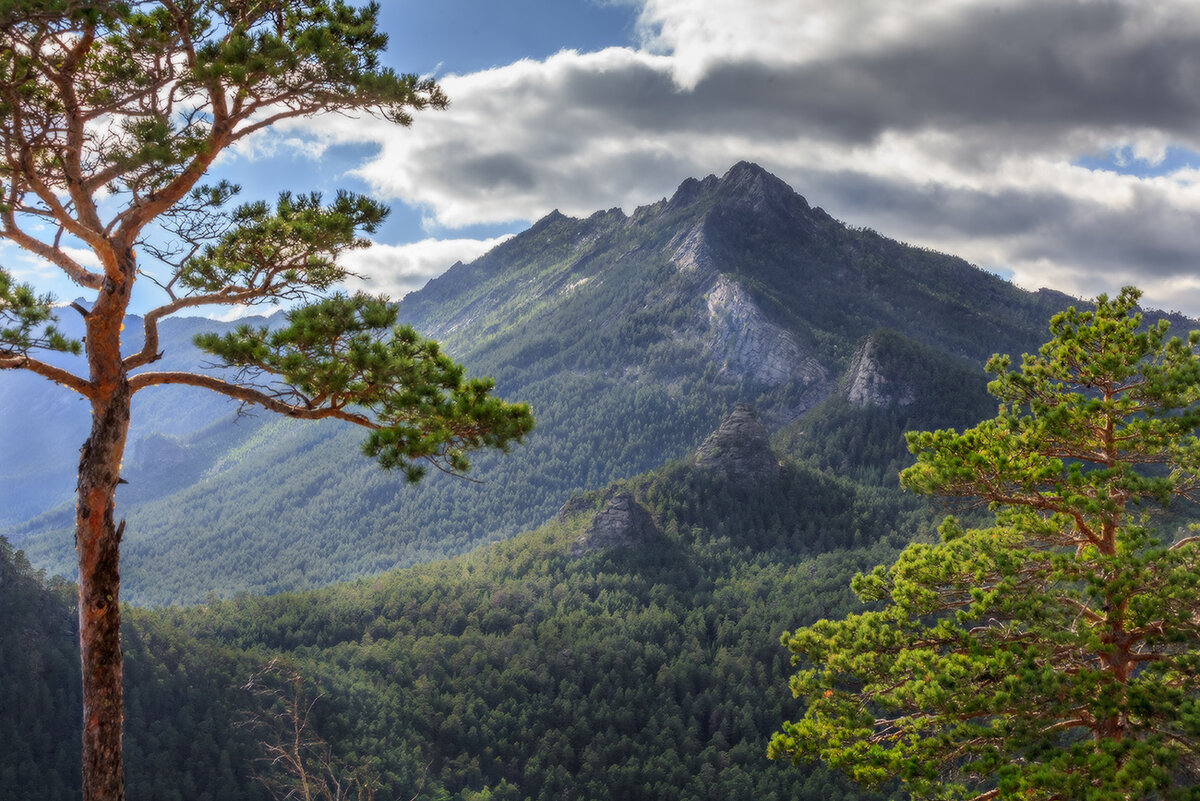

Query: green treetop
770;287;1200;800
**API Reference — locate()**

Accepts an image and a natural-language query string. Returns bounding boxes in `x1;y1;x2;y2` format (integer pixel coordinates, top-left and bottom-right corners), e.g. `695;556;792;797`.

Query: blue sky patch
380;0;638;76
1074;145;1200;178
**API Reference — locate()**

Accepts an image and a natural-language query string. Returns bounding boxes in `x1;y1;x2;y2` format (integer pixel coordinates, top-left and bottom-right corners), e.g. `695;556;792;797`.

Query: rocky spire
694;403;781;480
570;490;659;557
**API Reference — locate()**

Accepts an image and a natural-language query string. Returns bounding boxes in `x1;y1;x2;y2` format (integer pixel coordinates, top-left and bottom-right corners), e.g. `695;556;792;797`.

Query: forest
4;413;944;800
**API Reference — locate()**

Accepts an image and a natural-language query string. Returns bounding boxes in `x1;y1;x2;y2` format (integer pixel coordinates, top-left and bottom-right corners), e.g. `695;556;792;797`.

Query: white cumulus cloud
340;236;514;300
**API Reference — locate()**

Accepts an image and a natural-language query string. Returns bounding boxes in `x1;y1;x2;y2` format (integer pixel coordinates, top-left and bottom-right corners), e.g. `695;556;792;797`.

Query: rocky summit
570;490;658;557
694;403;781;481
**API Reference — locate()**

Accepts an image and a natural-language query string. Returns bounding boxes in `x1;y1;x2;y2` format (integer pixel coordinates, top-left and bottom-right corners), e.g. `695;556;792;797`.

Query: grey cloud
373;0;1200;209
788;169;1073;241
535;1;1200;148
451;153;539;191
1011;193;1200;277
780;164;1200;295
855;1;1200;138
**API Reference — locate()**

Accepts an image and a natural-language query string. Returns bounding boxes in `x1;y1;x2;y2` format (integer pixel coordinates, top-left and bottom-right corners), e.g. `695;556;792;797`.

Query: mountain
1;161;1160;603
406;161;1070;376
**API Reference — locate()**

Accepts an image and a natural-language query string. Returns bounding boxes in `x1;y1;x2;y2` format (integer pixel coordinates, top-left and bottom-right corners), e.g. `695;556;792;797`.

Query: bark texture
76;400;130;801
76;275;133;801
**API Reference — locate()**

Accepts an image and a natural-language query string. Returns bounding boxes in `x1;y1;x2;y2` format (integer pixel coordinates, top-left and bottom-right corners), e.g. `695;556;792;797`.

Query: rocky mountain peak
716;161;812;215
662;161;811;219
570;490;658;557
719;160;795;195
694;403;781;480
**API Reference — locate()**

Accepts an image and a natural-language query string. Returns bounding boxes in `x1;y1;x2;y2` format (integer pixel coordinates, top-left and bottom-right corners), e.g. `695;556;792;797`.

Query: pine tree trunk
76;277;133;801
76;385;130;801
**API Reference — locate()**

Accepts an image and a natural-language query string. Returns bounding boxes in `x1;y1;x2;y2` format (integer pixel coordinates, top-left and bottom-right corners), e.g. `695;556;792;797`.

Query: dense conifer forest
4;429;939;799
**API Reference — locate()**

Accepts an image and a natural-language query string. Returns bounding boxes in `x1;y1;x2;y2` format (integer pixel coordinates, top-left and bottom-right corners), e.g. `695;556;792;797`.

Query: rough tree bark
76;260;136;800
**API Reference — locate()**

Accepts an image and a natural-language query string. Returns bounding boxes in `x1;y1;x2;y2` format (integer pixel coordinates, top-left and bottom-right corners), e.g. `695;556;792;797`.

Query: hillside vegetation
4;405;940;799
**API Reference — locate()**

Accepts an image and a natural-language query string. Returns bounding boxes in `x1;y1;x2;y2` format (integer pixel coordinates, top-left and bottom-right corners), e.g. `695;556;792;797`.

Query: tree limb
127;370;376;426
0;353;92;396
0;211;105;290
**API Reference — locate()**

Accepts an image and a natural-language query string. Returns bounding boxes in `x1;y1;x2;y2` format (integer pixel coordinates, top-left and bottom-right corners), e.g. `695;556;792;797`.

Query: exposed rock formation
843;336;915;408
570;491;658;557
715;160;811;218
668;221;715;274
694;404;781;480
704;275;828;387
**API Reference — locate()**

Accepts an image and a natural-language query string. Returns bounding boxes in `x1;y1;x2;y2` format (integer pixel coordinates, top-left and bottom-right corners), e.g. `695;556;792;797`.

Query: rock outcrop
694;404;781;480
703;275;828;389
843;336;915;408
570;491;658;557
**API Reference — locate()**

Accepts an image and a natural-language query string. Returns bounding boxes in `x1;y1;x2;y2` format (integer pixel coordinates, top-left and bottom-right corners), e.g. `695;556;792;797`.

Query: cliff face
843;336;916;408
694;404;781;481
703;275;828;388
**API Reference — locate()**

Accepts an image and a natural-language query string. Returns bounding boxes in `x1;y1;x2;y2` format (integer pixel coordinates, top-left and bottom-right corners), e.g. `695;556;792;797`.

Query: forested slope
4;425;935;799
0;538;78;798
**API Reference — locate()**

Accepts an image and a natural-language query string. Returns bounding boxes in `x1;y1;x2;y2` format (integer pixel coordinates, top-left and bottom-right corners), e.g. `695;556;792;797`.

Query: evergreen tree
0;3;531;799
771;287;1200;800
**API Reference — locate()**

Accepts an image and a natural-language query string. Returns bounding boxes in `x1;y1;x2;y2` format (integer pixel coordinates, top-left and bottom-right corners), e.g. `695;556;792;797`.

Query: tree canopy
0;3;530;799
770;287;1200;800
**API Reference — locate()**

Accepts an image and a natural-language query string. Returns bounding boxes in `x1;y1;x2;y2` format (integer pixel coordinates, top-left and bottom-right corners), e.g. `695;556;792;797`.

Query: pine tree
0;4;531;799
770;288;1200;800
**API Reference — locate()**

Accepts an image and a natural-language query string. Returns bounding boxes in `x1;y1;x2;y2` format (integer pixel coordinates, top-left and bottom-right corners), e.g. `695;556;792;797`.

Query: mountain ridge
6;161;1183;603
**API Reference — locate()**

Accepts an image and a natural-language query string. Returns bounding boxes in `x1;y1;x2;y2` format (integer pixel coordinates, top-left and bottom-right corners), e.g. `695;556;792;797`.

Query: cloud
281;0;1200;316
0;242;105;306
340;236;514;299
61;246;103;270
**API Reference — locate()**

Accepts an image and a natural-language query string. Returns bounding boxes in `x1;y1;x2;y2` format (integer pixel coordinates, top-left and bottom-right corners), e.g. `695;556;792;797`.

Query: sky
15;0;1200;319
